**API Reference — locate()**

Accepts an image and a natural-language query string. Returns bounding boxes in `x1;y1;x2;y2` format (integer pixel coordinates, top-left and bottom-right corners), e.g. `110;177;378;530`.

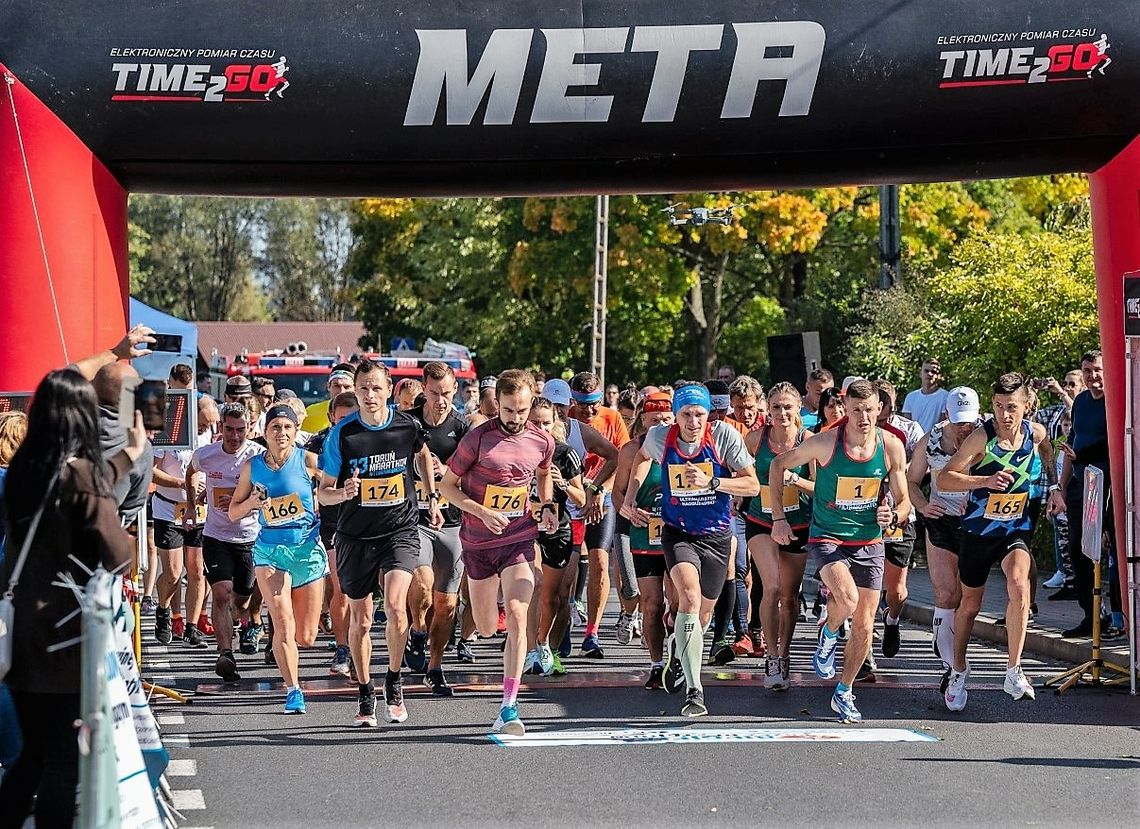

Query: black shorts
319;523;337;550
958;531;1032;589
633;553;667;579
201;536;256;596
153;519;203;551
925;515;962;554
335;528;421;601
538;526;575;570
884;520;917;569
585;502;617;553
744;516;807;555
661;525;732;601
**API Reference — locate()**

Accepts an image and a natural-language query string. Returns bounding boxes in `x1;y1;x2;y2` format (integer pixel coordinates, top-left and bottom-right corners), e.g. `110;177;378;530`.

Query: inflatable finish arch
1;2;1138;624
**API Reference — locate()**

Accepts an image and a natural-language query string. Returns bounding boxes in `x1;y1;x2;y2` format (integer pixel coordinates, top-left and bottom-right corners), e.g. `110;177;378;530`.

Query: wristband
541;502;558;517
772;517;788;524
429;490;442;502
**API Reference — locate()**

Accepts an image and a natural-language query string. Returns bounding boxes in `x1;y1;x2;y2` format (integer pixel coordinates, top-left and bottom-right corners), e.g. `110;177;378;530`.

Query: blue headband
571;389;603;404
673;385;712;415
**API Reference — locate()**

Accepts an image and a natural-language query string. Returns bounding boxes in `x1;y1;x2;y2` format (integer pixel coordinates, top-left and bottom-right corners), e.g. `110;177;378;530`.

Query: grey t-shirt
642;421;753;473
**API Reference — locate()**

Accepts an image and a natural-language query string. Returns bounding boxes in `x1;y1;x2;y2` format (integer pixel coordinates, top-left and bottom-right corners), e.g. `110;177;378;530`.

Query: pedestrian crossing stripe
489;727;939;747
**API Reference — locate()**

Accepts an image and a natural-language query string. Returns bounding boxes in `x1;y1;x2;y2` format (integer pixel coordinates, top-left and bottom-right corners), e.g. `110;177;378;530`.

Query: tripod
1044;544;1130;693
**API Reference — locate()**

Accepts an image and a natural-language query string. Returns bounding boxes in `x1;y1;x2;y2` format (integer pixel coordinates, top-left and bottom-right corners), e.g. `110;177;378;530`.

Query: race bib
648;516;664;547
667;462;715;495
883;522;905;540
414;479;448;511
211;486;235;510
984;492;1028;522
834;476;880;509
483;484;528;518
174;501;206;524
261;492;304;527
360;473;406;508
758;483;800;514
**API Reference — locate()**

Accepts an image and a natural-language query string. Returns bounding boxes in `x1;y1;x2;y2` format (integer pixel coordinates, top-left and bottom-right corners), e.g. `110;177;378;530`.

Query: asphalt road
142;601;1140;829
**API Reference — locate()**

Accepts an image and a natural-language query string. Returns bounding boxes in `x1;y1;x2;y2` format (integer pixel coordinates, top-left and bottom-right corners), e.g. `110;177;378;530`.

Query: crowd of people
0;324;1121;822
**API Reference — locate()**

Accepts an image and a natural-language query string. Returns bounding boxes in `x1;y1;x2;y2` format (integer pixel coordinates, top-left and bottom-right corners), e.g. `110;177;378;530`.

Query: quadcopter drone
662;202;735;227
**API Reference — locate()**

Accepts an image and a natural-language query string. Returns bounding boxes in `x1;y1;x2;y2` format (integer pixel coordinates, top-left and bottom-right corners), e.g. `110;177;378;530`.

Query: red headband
642;394;672;413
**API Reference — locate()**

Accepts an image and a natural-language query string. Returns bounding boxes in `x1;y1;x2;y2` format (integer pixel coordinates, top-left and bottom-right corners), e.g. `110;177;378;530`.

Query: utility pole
879;184;901;289
591;194;609;383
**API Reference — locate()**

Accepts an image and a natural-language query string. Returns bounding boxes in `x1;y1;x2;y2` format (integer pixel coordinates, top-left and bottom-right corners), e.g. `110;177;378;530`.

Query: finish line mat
489;727;940;747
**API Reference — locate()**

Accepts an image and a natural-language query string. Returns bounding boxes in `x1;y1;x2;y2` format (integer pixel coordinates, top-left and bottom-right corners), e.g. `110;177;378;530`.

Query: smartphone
253;484;269;502
150;333;183;353
135;380;168;431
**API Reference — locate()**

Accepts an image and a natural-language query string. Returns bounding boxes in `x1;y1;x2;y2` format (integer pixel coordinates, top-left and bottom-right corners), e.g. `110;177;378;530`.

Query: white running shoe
1004;665;1036;701
944;663;970;712
522;649;541;675
1042;570;1066;589
616;611;635;645
537;642;555;676
764;657;788;691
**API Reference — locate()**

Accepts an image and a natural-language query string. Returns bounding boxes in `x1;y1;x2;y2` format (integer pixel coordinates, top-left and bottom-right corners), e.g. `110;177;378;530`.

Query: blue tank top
660;424;732;536
961;419;1041;537
250;448;319;547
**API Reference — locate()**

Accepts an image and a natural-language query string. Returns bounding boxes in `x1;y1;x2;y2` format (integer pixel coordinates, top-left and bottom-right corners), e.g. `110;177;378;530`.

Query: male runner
623;383;759;717
467;376;499;427
770;379;910;723
406;361;469;695
305;391;359;676
800;369;834;432
439;370;559;735
318;359;444;727
302;363;356;433
568;371;629;658
938;373;1064;710
185;403;265;681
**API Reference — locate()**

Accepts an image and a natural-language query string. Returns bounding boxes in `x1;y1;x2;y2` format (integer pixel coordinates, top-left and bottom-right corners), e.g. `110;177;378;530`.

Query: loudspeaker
767;332;822;392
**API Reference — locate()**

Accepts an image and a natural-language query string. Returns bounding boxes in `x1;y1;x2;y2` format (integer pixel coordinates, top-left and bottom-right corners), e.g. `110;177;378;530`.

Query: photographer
0;369;148;828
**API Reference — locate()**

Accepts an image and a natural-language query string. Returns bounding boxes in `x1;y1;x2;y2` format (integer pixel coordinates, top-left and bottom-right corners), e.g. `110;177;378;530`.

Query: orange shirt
725;414;765;438
584;405;630;483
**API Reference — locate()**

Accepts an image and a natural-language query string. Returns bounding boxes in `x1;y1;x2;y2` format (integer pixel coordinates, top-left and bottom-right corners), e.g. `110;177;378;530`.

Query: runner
151;395;217;649
228;404;327;714
438;370;559;735
524;397;586;677
318;359;444;727
406;361;469;695
905;387;982;690
612;392;675;689
622;383;759;717
302;363;356;433
937;373;1064;711
305;391;359;677
769;379;911;723
467;376;499;428
745;382;815;690
800;369;835;431
568;371;629;658
185;403;265;682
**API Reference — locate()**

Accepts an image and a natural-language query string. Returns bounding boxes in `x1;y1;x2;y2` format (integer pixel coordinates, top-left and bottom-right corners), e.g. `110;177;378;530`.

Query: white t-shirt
190;440;265;543
902;387;949;435
152;430;213;523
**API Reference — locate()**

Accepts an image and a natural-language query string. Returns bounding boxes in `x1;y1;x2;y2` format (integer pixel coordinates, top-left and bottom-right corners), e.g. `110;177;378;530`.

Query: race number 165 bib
984;492;1028;522
361;473;406;507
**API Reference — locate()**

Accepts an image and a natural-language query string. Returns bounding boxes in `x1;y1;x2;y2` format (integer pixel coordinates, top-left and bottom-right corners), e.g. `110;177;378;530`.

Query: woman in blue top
230;404;327;715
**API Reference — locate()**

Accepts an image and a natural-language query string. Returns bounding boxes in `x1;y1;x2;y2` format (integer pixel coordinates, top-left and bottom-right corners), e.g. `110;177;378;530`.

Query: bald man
92;360;154;522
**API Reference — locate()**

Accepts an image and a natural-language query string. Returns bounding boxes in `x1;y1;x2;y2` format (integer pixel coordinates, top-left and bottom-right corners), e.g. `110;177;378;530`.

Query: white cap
947;386;980;423
840;375;866;394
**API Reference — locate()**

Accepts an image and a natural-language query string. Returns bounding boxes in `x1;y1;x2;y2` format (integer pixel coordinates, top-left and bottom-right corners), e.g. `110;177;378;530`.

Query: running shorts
154;519;203;551
661;525;732;601
253;537;329;589
585;502;616;553
538;527;575;570
335;528;422;600
883;520;917;569
808;540;885;591
463;538;535;581
202;536;256;596
958;531;1032;589
417;524;464;593
744;515;807;555
925;514;962;555
632;553;667;579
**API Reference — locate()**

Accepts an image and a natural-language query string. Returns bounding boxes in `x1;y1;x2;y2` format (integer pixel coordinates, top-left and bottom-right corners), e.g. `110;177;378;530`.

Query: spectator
901;358;949;434
800;368;834;431
1060;349;1122;638
196;371;213;396
0;411;28;566
251;376;276;410
89;362;154;524
604;383;620;410
1033;371;1083;442
0;369;147;826
813;387;846;433
717;364;736;383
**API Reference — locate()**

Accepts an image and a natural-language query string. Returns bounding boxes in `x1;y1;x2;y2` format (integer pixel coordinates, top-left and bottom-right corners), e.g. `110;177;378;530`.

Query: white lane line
157;712;184;726
171;789;206;810
164;734;190;748
166;759;197;777
149;675;176;683
148;660;172;669
149;646;168;654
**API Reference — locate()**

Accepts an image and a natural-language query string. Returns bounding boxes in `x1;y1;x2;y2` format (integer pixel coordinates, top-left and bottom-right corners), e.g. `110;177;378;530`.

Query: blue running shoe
284;687;307;715
558;625;572;658
813;625;838;679
581;634;605;659
831;687;861;723
493;704;525;736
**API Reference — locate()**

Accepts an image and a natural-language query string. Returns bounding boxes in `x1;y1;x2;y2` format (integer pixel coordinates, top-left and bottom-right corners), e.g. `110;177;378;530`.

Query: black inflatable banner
2;1;1137;194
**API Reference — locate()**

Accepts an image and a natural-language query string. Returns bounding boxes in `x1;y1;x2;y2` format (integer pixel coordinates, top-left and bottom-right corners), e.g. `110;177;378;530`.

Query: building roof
196;321;367;364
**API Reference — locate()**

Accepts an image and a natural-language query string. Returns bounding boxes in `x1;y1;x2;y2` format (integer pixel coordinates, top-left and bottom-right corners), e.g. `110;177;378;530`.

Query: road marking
167;759;197;777
164;734;190;748
158;712;185;726
149;660;172;669
171;789;206;810
149;675;176;683
490;727;940;747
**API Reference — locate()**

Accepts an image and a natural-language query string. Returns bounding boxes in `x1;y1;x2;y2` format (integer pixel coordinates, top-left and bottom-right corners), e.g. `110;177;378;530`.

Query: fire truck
211;339;477;404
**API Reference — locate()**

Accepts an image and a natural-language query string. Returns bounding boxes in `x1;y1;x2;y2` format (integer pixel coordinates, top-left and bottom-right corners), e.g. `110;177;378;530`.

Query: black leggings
0;691;81;829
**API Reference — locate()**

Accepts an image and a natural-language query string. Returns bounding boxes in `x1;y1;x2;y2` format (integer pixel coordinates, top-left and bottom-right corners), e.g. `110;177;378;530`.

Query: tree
260;199;357;321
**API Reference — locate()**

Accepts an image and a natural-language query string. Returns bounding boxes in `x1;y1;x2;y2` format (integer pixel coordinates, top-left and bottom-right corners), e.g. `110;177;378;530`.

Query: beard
499;418;525;435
